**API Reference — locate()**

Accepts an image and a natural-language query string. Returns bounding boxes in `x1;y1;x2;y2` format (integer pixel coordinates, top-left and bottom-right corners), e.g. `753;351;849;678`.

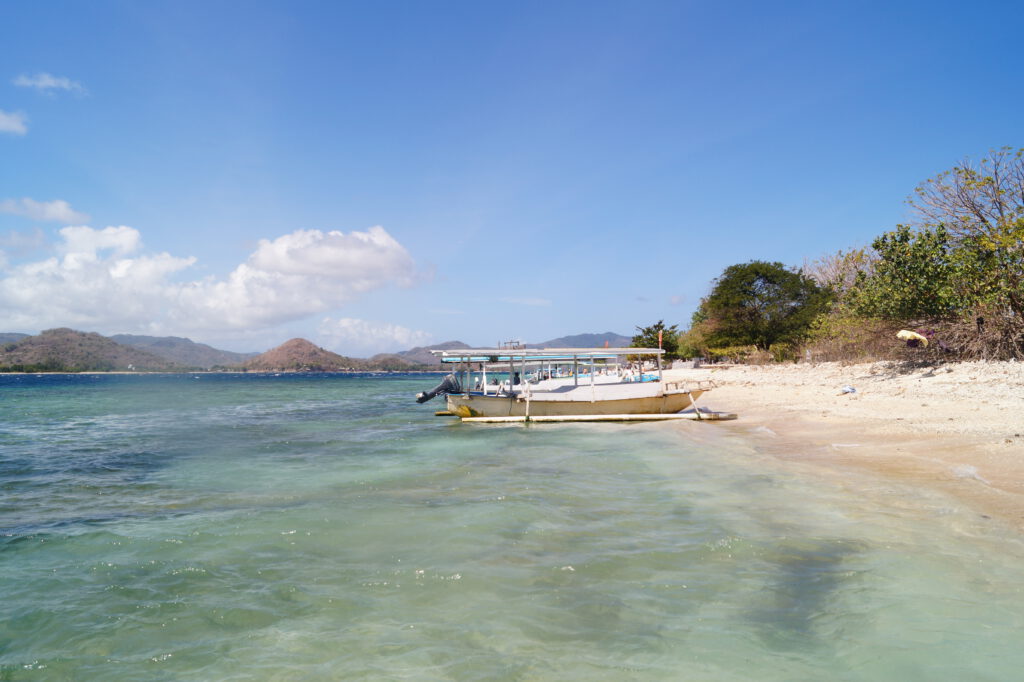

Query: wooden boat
415;347;712;419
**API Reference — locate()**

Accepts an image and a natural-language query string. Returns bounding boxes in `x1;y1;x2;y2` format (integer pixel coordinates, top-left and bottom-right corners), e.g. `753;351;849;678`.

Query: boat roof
432;347;664;363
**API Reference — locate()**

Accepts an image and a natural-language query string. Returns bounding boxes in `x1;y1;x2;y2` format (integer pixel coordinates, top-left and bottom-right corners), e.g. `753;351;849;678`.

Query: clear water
2;373;1022;680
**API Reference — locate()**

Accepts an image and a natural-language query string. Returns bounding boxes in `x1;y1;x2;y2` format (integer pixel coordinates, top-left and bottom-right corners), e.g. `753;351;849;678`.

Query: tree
631;320;681;360
694;261;831;350
803;247;875;303
910;147;1024;320
849;224;983;320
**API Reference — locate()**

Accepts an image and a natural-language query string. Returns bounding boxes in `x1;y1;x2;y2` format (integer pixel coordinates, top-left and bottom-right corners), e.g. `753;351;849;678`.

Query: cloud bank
0;224;422;338
0;197;89;223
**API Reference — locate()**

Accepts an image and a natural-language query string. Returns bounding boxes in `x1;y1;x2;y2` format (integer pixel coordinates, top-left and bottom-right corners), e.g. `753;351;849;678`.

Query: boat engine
415;373;462;403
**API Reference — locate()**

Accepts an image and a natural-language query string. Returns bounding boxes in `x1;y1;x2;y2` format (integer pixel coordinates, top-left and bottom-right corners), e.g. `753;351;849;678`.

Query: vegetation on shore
640;147;1024;363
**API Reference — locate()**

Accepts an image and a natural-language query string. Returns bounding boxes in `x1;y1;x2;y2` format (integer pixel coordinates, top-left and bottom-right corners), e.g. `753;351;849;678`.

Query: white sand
664;361;1024;527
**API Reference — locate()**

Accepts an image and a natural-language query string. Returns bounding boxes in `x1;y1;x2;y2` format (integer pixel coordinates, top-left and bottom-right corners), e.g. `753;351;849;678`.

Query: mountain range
0;329;633;372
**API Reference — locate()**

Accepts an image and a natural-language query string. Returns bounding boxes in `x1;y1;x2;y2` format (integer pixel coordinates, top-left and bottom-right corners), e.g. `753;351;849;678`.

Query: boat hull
445;390;703;418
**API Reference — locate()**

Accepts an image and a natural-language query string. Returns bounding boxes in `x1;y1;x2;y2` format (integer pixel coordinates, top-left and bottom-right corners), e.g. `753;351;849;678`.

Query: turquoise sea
2;373;1023;680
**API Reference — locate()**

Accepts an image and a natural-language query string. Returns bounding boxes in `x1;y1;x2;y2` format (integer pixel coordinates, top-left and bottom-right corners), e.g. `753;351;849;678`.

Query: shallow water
2;373;1023;680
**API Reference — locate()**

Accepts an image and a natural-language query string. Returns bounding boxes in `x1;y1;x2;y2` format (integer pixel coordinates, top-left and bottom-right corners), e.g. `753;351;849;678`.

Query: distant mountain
0;328;178;372
111;334;256;369
394;340;471;366
243;338;368;372
526;332;632;348
366;353;432;371
0;333;30;345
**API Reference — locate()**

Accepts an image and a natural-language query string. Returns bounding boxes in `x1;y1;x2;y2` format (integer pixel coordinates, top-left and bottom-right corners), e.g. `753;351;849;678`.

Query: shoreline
665;361;1024;529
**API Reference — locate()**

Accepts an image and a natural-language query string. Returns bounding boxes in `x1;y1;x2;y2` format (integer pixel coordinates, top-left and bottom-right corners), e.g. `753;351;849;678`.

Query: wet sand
665;361;1024;528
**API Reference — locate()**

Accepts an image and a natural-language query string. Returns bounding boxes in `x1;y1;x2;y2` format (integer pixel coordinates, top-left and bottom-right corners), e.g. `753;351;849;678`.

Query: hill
394;341;472;366
111;334;256;369
366;353;432;371
0;333;29;345
527;332;632;348
0;328;178;372
243;338;368;372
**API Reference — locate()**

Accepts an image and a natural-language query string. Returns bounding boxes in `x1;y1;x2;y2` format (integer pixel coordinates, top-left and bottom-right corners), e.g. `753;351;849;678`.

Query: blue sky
2;1;1022;355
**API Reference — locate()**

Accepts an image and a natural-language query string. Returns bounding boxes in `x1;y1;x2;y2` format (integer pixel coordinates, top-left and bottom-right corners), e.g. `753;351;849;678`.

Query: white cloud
0;110;28;135
248;226;414;280
174;226;418;329
58;225;138;256
0;225;195;331
0;224;423;336
317;317;432;356
669;294;686;305
0;197;89;223
13;73;86;95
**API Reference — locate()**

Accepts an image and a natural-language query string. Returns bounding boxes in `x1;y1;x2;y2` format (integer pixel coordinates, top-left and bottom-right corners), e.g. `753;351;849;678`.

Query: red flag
658;330;663;348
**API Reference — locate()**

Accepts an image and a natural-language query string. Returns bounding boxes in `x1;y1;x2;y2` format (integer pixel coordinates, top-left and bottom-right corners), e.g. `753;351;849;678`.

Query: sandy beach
665;361;1024;528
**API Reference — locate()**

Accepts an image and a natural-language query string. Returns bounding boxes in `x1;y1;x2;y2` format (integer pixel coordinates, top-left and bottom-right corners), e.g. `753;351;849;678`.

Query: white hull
445;387;703;418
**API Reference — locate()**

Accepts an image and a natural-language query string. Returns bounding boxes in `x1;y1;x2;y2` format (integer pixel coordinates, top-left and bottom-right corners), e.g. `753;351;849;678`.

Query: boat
415;347;715;420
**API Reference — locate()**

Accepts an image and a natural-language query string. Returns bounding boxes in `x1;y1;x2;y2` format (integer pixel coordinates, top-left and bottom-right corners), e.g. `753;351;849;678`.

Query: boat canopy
432;347;664;364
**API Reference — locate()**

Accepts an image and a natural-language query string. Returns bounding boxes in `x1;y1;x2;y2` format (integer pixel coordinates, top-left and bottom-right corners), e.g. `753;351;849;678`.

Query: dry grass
793;313;1024;366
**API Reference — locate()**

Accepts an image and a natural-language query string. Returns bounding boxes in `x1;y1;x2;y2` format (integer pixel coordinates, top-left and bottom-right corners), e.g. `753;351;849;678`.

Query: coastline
665;361;1024;529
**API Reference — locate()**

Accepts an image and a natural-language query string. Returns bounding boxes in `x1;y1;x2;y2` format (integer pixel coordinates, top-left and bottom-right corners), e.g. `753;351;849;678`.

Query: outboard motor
415;373;462;403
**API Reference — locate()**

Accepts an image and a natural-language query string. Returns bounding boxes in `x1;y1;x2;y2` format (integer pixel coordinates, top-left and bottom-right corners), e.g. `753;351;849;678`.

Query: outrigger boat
415;346;722;422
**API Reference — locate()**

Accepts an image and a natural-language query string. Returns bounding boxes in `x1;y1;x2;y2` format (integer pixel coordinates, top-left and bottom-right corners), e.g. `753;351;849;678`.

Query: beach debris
897;329;929;347
839;385;857;395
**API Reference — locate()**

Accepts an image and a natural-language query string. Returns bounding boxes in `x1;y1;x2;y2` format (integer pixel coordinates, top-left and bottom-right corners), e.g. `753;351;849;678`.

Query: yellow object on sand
897;330;929;346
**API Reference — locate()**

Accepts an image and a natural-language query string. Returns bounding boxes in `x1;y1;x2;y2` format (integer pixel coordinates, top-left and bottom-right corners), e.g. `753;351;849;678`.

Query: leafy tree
631;320;681;360
694;261;831;350
849;224;983;320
